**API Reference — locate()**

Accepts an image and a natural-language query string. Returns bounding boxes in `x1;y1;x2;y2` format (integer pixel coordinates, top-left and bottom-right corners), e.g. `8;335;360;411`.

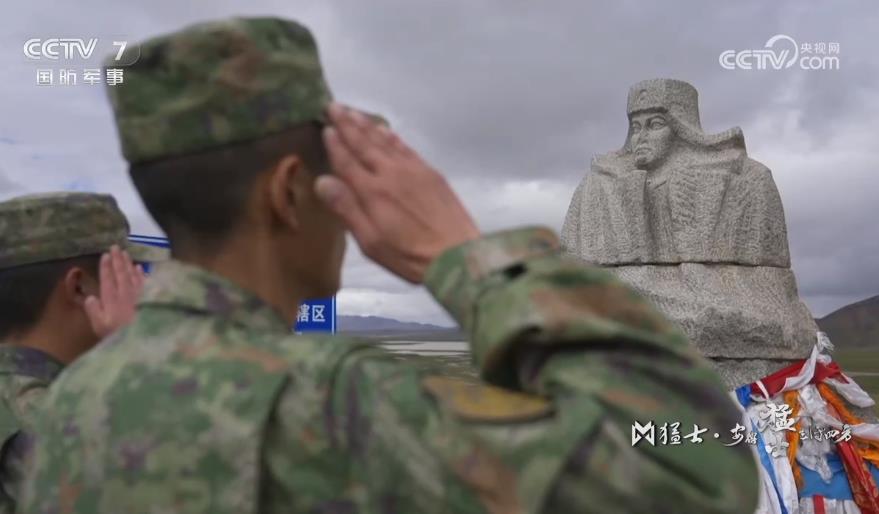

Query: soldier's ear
62;267;95;307
267;154;304;232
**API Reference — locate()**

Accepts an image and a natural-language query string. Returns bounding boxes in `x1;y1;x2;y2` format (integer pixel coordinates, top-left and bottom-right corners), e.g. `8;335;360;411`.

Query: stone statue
562;78;818;388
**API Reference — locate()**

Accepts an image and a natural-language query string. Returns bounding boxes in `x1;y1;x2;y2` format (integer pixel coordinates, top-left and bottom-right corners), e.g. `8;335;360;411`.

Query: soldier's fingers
327;104;391;173
314;175;380;252
122;250;140;291
377;125;410;158
98;252;117;303
133;264;146;291
385;128;417;160
348;109;396;154
324;127;375;191
111;247;134;301
83;295;107;334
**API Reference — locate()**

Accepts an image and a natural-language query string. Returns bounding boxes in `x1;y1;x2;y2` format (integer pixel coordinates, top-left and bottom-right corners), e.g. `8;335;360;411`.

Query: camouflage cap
0;192;168;269
105;17;383;164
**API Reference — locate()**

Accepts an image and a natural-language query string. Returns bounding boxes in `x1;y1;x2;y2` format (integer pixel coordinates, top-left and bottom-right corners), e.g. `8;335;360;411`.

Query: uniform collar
0;345;64;381
139;259;290;334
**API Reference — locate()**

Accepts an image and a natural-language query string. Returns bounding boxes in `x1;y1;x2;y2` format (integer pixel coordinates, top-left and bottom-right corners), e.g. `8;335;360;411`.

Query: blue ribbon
736;384;788;514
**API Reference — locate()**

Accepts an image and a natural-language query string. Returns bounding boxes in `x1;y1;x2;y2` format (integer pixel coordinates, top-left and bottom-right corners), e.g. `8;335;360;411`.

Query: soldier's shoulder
263;332;371;370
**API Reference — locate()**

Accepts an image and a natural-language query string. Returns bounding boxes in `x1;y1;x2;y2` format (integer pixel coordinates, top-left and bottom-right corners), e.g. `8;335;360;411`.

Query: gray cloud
1;0;876;322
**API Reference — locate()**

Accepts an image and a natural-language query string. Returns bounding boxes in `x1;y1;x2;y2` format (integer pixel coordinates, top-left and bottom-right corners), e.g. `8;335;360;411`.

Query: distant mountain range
337;315;465;341
816;295;879;348
338;294;879;347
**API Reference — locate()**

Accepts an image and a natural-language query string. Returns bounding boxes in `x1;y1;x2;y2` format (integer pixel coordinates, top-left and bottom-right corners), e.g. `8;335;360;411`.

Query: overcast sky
1;0;876;325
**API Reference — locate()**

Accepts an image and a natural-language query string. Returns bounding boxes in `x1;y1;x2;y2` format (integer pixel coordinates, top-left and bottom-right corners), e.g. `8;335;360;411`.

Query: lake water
378;341;469;356
375;340;475;378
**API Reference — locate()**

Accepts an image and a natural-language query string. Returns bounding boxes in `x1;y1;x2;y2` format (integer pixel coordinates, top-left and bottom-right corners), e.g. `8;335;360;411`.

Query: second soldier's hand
316;103;481;284
84;246;146;338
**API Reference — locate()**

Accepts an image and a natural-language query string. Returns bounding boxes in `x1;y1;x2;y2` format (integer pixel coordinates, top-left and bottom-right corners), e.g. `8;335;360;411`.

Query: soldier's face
630;111;674;169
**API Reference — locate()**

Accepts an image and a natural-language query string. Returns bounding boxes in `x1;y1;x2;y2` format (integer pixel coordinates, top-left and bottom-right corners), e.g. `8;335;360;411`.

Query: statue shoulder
591;150;628;178
738;157;786;201
742;157;773;180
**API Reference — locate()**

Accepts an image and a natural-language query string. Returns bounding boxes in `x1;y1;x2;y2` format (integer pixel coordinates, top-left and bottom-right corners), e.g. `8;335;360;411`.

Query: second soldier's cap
0;192;168;270
105;16;385;165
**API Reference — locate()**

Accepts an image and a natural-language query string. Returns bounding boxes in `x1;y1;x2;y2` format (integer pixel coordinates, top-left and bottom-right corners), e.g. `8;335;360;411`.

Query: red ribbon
750;359;847;398
837;438;879;514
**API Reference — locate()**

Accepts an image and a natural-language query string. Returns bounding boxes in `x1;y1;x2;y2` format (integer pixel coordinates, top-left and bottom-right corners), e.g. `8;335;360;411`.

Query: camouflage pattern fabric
105;17;388;165
106;17;329;164
0;346;63;513
21;228;758;513
0;192;166;269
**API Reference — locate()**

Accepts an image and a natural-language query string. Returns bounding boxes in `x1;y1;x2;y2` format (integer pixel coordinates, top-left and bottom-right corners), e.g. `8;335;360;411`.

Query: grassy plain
833;349;879;415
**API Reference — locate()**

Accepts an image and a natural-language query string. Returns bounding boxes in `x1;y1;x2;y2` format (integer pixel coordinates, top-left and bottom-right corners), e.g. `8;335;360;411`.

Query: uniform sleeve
0;377;51;506
266;228;759;513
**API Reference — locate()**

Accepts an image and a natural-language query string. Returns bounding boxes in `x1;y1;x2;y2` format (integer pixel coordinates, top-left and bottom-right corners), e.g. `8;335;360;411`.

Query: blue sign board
128;234;169;274
128;235;336;334
293;296;336;333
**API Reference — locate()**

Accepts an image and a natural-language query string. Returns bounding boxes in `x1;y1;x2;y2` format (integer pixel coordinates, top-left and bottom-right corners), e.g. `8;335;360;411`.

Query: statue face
629;111;673;169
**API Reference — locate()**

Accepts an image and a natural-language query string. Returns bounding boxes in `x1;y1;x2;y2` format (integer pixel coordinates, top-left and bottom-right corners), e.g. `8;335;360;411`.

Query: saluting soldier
21;18;757;514
0;192;164;512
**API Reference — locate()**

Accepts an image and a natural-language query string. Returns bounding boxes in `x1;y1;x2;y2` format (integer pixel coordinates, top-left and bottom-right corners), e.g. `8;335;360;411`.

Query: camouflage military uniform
20;18;759;514
0;347;62;513
0;192;166;512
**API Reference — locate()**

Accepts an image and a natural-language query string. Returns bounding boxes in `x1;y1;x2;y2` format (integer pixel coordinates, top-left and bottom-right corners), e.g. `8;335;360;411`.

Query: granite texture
561;78;818;389
710;358;803;392
560;157;790;267
609;264;818;360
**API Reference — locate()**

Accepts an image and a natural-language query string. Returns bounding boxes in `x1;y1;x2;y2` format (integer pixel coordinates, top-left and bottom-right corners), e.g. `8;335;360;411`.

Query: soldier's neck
174;234;305;326
9;319;88;365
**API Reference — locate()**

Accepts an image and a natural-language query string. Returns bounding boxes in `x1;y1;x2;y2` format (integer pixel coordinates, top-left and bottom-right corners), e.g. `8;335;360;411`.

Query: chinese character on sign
799;427;811;440
36;69;53;86
83;68;102;85
800;43;813;54
59;69;77;86
766;440;790;458
815;42;827;54
829;42;840;54
631;421;655;447
312;305;325;323
684;424;709;444
725;423;747;446
836;424;852;443
106;68;124;86
297;304;310;323
767;402;796;432
658;423;668;444
826;429;840;440
745;432;757;445
669;422;682;445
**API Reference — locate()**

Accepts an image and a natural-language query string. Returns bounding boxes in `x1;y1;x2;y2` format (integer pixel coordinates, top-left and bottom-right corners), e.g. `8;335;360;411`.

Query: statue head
594;79;747;177
627;79;702;132
629;109;674;169
621;78;750;172
624;79;703;170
